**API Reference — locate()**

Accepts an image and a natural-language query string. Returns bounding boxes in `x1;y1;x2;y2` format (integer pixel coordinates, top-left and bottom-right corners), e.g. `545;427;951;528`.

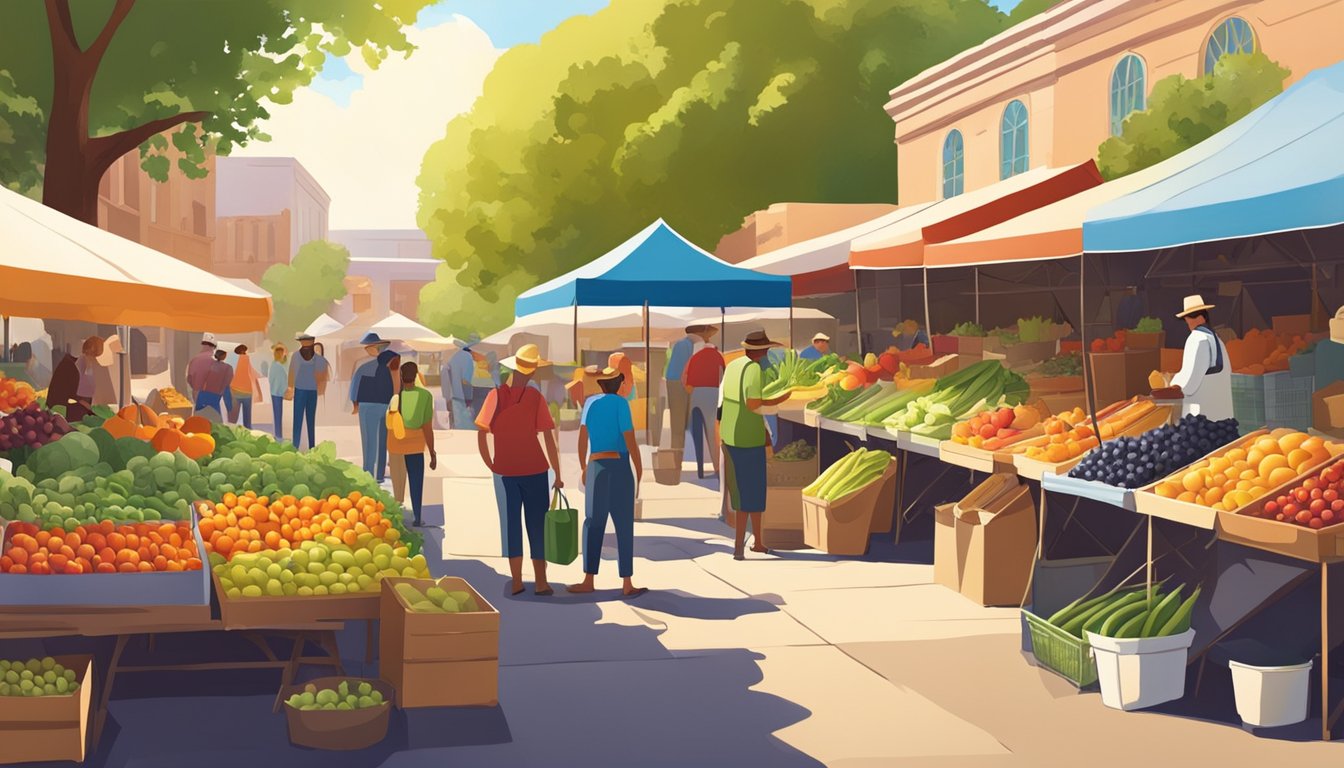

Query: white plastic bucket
1229;659;1313;728
1087;629;1195;711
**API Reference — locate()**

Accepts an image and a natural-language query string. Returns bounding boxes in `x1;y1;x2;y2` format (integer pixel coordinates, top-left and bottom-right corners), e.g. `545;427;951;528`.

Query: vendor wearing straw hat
720;329;794;560
799;332;830;361
476;343;565;596
1151;294;1233;420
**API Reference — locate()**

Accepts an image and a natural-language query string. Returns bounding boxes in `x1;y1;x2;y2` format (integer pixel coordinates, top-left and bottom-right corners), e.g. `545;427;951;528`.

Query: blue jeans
292;389;318;449
501;472;549;560
230;393;253;428
583;458;636;578
402;453;425;522
451;398;474;430
271;396;284;440
222;388;233;419
194;391;222;415
493;473;510;557
357;403;389;481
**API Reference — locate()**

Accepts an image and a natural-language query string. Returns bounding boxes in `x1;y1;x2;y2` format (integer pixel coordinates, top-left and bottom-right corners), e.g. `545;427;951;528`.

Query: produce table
0;602;351;752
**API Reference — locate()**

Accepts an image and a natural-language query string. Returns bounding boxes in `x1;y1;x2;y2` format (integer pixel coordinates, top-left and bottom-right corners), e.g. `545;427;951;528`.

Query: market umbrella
0;186;271;332
366;312;458;352
303;313;349;338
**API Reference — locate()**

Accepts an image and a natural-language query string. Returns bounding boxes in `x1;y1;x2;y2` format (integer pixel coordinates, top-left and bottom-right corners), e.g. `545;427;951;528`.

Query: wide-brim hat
812;332;830;343
585;365;621;381
359;332;390;347
1176;294;1215;318
741;329;782;350
501;343;546;374
686;324;718;337
295;333;316;342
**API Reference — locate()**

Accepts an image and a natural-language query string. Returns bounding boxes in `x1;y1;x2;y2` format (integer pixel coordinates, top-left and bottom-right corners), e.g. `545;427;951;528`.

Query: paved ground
12;405;1344;766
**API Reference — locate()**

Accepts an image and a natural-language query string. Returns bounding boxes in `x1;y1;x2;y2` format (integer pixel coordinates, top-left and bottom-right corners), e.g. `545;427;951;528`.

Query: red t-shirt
684;347;725;388
476;384;555;477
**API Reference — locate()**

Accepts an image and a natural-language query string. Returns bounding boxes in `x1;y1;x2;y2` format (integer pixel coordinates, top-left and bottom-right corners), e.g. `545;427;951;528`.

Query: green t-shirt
721;357;767;448
393;387;434;430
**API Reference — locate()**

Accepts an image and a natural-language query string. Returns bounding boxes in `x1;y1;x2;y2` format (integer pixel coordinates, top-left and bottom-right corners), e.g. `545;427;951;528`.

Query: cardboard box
802;461;897;556
933;503;959;591
1314;381;1344;435
907;355;959;380
1125;330;1165;350
1124;348;1160;398
380;577;500;708
1273;314;1311;337
0;655;92;765
953;483;1037;607
955;337;984;357
1000;340;1058;368
766;455;819;488
930;335;958;356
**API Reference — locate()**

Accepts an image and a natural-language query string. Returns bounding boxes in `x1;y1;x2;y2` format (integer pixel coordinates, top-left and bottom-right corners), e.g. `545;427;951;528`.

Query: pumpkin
134;424;158;441
150;429;182;453
181;416;212;435
101;415;137;439
117;404;161;428
179;432;215;460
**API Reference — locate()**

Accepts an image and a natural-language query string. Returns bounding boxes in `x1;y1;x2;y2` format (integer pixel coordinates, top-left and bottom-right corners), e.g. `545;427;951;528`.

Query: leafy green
1133;316;1163;333
949;322;986;337
1017;316;1054;343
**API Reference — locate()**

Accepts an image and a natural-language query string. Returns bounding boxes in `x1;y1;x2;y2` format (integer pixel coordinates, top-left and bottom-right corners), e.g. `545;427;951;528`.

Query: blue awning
1084;61;1344;252
514;219;792;316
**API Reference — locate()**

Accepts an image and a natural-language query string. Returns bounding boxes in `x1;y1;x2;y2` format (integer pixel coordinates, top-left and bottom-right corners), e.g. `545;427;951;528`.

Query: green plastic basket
1023;609;1098;688
1230;374;1265;435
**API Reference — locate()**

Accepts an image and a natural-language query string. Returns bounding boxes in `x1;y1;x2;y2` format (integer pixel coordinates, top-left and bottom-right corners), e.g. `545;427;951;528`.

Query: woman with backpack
388;362;438;527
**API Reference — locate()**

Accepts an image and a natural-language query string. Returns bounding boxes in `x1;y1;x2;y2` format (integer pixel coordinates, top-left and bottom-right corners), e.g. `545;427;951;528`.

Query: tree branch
88;110;211;168
85;0;137;65
44;0;81;54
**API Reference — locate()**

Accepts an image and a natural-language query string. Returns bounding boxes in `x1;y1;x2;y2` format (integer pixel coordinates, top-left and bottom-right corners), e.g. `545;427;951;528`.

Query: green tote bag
544;490;579;566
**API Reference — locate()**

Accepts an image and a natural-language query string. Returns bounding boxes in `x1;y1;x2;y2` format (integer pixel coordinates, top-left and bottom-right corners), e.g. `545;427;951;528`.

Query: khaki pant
390;454;407;503
666;382;689;452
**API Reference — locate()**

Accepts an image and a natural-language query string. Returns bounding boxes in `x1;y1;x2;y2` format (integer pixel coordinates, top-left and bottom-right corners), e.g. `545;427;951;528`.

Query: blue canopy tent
1084;60;1344;252
514;219;793;442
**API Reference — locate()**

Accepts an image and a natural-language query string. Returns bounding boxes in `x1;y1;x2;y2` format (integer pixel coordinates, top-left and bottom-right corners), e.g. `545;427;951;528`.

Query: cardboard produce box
933;503;959;591
802;461;897;556
380;576;499;708
1314;381;1344;436
948;474;1037;607
0;655;92;765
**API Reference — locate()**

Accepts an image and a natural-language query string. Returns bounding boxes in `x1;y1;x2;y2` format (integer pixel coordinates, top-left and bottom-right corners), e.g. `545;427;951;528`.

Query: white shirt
1170;326;1234;421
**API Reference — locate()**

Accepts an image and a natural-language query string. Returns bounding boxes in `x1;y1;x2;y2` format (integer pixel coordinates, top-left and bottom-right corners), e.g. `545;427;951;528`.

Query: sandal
534;587;555;597
511;585;526;596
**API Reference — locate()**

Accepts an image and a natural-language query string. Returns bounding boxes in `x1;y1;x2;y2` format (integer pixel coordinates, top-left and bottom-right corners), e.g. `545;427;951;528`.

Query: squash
179;432;215;460
134;424;158;441
101;415;137;440
150;428;181;453
117;403;161;428
181;415;212;435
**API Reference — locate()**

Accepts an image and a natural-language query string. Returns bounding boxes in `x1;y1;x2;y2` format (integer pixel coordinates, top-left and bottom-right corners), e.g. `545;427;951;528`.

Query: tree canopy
0;0;433;220
1098;52;1290;180
261;240;351;344
416;0;1026;336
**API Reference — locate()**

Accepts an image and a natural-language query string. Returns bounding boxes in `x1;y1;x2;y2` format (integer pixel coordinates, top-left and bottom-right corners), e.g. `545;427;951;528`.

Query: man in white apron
1152;294;1234;421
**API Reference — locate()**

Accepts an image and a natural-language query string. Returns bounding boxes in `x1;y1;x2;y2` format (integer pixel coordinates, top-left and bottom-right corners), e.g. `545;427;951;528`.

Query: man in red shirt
684;337;725;478
476;344;564;596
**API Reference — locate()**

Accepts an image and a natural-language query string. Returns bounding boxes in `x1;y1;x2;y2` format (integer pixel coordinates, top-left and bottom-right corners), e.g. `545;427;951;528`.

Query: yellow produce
1152;430;1336;511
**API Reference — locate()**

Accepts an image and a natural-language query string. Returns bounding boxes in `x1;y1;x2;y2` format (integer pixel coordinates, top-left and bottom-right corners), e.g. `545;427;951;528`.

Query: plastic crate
1264;370;1312;431
1023;609;1098;688
1231;374;1265;434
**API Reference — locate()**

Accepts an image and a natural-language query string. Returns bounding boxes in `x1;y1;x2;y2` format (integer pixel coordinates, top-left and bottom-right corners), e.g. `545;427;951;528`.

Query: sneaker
413;519;423;527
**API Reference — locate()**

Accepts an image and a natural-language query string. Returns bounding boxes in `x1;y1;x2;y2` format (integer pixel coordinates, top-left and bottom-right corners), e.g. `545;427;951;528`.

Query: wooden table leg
1324;562;1330;741
322;630;346;676
90;633;130;750
892;449;906;545
365;620;376;666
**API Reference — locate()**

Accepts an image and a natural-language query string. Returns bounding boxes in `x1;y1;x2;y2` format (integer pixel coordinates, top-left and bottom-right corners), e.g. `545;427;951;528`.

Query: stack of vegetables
1133;317;1163;334
1227;328;1309;374
0;377;38;414
884;360;1029;440
808;380;934;426
1047;582;1201;640
802;448;893;502
1010;398;1160;465
774;440;815;461
1090;330;1128;353
1016;316;1055;343
1031;353;1082;378
762;352;843;399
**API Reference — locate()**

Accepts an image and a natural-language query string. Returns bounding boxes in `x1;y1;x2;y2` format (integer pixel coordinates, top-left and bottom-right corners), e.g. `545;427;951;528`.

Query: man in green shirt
721;329;792;560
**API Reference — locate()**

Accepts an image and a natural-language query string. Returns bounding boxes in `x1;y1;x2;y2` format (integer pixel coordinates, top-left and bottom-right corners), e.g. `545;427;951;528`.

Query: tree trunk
41;14;104;225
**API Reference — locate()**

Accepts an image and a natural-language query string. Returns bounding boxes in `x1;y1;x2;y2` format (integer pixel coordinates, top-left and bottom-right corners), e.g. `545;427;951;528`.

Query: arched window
999;100;1029;180
941;130;964;199
1109;54;1146;136
1205;17;1255;73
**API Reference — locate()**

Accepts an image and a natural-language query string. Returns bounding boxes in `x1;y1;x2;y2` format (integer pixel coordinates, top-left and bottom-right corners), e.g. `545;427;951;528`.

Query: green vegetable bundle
802;448;892;501
949;321;986;337
1133;316;1164;333
1017;316;1055;343
1048;582;1201;640
883;360;1028;439
763;352;842;399
1034;353;1083;377
774;440;815;461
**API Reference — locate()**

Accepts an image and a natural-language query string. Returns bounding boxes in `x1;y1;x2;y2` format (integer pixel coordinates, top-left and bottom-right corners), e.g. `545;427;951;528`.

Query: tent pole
975;268;980;325
1079;254;1102;441
720;309;725;346
2;316;8;362
853;270;863;357
788;305;795;351
572;304;579;364
644;301;652;447
922;267;931;350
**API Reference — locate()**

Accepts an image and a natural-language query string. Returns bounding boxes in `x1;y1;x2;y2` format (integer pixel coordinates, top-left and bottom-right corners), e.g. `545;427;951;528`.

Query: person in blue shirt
443;335;480;430
350;332;396;483
568;365;646;598
287;334;330;449
799;332;830;361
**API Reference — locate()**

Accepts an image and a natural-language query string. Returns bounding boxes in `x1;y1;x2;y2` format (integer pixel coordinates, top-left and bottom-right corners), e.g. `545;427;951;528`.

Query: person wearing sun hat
568;365;646;598
720;329;794;560
799;332;830;361
476;343;565;596
1151;294;1233;420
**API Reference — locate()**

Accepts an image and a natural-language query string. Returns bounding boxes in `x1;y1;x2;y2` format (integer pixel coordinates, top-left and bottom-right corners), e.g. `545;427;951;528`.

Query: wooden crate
379;577;500;708
0;655;92;765
214;571;377;629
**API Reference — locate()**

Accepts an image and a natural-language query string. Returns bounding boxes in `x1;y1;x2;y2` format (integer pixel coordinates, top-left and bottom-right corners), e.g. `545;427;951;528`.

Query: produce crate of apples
1136;430;1339;529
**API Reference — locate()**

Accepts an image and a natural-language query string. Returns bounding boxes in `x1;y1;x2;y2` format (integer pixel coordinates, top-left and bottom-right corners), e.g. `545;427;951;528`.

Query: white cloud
236;17;501;229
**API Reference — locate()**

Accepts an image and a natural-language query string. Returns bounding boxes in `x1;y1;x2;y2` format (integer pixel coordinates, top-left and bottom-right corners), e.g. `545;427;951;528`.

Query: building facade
213;157;330;281
715;202;898;263
889;0;1344;205
328;229;438;322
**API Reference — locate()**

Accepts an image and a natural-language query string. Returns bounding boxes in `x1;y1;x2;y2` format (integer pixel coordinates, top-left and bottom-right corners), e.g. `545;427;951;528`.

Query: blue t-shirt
291;354;329;391
666;336;695;382
799;345;823;361
581;394;633;456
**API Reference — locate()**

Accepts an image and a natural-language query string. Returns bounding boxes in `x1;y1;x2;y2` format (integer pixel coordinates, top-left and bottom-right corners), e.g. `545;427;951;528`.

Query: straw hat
812;332;830;343
1176;294;1215;318
741;329;782;350
585;365;621;381
501;343;546;374
686;324;718;337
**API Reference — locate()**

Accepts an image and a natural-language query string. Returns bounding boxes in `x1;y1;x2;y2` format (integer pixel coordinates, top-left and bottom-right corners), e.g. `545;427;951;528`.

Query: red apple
1312;488;1325;501
1323;509;1337;524
1311;499;1327;515
1297;510;1313;524
1326;489;1339;503
1284;502;1300;517
1310;518;1325;529
1264;500;1279;516
1295;489;1311;503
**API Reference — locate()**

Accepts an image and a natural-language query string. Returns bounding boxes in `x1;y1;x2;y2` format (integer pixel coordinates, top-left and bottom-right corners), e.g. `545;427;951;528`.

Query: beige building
213;157;330;282
715;202;898;263
889;0;1344;206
